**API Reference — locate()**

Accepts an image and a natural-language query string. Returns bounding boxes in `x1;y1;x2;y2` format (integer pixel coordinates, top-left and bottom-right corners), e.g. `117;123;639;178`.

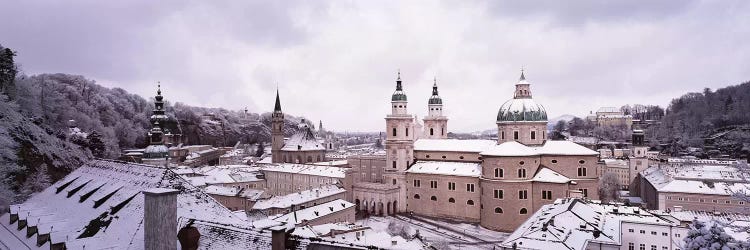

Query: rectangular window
518;190;528;200
628;243;634;250
392;161;396;169
651;231;657;235
413;180;421;187
628;229;634;233
639;244;645;250
577;167;587;177
662;232;668;236
406;128;409;136
651;245;656;250
514;131;519;140
466;183;475;192
542;190;552;200
501;131;505;140
448;182;456;190
579;188;588;197
430;180;438;189
531;131;536;140
495;168;504;178
494;189;504;199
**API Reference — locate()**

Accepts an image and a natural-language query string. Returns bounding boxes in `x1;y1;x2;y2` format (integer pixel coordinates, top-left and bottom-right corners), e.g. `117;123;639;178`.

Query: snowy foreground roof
262;163;347;178
502;198;677;250
291;223;427;250
0;159;280;250
253;185;346;210
407;161;482;177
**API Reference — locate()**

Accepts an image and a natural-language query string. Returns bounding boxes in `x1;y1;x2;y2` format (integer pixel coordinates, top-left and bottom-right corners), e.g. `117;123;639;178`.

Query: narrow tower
143;84;170;166
271;89;285;163
496;70;548;145
384;71;414;213
423;77;448;139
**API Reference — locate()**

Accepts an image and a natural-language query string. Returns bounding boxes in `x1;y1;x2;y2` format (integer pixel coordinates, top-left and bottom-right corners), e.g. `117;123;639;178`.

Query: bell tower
423;77;448;139
271;89;284;163
384;71;414;213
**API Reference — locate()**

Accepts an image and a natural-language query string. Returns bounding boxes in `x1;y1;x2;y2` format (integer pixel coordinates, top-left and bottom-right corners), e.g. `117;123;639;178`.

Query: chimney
144;188;179;250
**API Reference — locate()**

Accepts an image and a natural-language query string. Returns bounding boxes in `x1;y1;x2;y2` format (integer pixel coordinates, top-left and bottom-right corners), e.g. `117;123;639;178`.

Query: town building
588;107;633;130
261;163;352;196
351;70;601;232
252;185;347;216
636;160;749;214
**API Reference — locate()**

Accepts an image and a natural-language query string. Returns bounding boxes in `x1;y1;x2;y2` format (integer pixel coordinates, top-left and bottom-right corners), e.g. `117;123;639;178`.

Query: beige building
261;163;350;196
591;107;633;130
351;70;601;232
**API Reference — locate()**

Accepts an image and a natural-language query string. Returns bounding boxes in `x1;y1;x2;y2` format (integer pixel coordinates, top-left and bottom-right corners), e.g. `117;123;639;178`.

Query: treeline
655;82;750;152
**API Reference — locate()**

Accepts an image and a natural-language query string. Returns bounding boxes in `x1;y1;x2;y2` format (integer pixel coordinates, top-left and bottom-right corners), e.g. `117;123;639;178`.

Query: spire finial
397;69;401;80
157;81;162;95
519;67;526;81
433;76;437;87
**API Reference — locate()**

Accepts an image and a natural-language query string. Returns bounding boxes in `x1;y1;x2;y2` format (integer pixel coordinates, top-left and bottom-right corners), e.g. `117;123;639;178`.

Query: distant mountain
547;114;578;129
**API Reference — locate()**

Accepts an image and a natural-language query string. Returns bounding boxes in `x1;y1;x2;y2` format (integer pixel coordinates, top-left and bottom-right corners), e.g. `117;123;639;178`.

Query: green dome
497;98;548;122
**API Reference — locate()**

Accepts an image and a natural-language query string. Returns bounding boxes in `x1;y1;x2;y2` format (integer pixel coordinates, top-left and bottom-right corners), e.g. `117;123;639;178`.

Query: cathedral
353;70;600;232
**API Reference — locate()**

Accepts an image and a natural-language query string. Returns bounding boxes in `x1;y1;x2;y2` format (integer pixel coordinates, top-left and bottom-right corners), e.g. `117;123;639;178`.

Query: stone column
144;188;179;250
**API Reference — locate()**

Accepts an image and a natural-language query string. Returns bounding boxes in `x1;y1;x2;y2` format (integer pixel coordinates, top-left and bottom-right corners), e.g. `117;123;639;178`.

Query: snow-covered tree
683;220;737;250
598;172;620;203
387;220;412;239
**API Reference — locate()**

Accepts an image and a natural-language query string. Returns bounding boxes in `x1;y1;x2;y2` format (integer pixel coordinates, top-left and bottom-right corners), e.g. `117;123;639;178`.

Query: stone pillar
144;188;179;250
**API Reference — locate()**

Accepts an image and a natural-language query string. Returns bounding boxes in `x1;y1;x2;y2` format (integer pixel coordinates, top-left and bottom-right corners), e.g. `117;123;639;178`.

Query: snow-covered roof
531;168;571;183
203;185;262;199
501;198;677;250
291;222;426;250
536;141;599;156
414;139;496;153
406;161;482;177
596;107;622;114
262;163;347;178
311;160;349;167
481;140;597;157
253;185;345;210
271;199;354;226
180;165;263;187
0;159;248;250
480;141;538;156
281;125;325;152
641;164;750;196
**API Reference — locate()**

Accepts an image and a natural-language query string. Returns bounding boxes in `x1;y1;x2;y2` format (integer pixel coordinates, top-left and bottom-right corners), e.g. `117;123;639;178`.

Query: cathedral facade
360;71;601;232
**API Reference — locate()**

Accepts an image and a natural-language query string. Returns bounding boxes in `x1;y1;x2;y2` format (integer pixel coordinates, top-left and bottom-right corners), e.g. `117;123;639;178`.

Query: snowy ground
357;215;510;250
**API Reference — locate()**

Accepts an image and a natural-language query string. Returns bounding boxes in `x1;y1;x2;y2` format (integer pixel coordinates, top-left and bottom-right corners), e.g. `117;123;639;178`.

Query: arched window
430;128;434;136
448;198;455;203
494;207;503;214
430;196;437;201
413;194;420;199
520;208;528;214
467;200;475;205
283;155;287;162
307;156;312;162
392;128;397;137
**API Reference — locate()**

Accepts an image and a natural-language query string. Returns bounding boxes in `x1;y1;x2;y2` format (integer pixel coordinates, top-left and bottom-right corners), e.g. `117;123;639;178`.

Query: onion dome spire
428;76;442;104
391;70;407;101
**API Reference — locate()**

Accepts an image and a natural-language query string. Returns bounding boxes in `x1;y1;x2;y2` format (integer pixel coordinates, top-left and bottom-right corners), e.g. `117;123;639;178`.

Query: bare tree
598;172;620;203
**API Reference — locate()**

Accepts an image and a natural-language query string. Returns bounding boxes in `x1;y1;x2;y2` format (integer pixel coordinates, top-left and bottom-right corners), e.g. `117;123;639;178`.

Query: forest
0;44;311;210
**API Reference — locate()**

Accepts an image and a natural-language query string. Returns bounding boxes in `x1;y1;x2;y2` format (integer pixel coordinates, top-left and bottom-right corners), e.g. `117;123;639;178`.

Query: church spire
274;88;282;112
519;68;526;81
432;76;438;96
396;70;403;91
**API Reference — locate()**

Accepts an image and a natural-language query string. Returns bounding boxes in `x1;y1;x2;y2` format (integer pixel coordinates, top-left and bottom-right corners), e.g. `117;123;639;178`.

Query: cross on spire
520;67;526;81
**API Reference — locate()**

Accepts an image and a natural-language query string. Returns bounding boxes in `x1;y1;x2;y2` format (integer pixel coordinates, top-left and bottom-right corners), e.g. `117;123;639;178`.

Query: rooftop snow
481;140;598;156
271;199;354;225
281;125;324;152
480;141;538;156
252;185;345;210
406;161;482;177
261;163;347;178
414;139;496;153
531;168;571;183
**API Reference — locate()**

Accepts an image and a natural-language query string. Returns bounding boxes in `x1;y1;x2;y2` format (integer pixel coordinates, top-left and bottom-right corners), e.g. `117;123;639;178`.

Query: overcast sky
2;0;749;132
